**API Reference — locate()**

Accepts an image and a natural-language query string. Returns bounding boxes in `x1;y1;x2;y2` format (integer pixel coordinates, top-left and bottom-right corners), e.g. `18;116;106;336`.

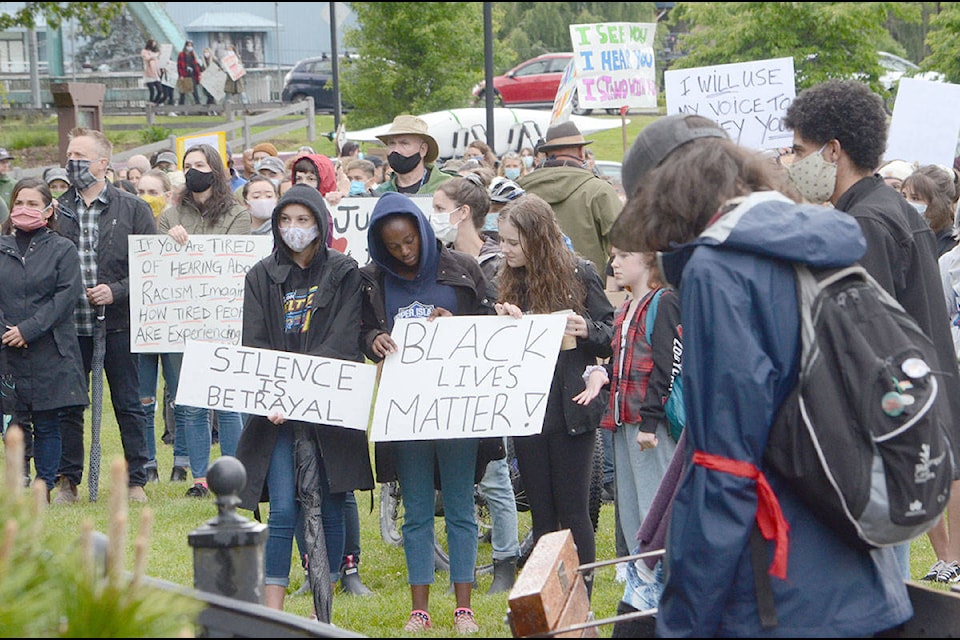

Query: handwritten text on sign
328;195;432;268
128;234;273;353
176;341;377;430
370;314;566;442
569;22;658;110
664;57;796;150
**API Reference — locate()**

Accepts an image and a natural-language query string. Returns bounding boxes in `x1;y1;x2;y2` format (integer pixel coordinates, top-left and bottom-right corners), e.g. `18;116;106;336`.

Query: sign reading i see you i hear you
665;56;796;151
553;22;658;123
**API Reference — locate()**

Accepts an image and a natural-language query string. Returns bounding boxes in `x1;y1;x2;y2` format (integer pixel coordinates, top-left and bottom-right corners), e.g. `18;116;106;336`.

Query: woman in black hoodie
235;184;373;617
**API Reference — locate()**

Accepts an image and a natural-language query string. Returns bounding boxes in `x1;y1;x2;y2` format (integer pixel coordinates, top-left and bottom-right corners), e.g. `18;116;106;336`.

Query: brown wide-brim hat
375;115;440;164
538;121;594;153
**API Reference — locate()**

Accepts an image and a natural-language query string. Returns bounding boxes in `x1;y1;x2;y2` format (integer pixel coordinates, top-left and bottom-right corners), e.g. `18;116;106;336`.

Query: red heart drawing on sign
331;236;349;254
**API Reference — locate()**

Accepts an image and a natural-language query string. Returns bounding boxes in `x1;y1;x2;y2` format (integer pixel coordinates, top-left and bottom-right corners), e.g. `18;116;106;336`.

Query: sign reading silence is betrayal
369;314;567;442
176;341;378;431
128;234;273;353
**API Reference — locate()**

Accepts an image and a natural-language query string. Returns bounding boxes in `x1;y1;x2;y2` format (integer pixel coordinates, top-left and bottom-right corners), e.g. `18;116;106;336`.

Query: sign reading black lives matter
370;314;567;442
129;235;273;353
176;341;378;431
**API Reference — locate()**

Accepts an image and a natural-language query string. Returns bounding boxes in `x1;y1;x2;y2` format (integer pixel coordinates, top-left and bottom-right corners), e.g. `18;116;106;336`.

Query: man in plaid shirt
52;128;157;504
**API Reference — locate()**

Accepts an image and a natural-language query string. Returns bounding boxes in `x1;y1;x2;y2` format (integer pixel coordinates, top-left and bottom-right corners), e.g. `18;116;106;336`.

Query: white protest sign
664;57;796;150
886;77;960;167
128;234;273;353
568;22;658;112
369;314;567;442
328;195;433;267
220;51;246;81
176;341;377;431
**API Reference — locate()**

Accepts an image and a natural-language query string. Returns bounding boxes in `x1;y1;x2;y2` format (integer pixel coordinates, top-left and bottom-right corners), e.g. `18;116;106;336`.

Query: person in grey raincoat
0;177;87;494
234;183;373;619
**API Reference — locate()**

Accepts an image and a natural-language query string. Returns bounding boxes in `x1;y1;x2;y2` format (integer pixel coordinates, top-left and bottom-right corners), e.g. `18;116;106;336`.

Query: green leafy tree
924;3;960;83
342;3;492;128
0;1;125;36
666;2;920;92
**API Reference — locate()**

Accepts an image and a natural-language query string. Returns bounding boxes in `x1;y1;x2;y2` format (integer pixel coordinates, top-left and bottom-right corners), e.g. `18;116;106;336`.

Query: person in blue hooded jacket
359;191;501;634
608;115;912;637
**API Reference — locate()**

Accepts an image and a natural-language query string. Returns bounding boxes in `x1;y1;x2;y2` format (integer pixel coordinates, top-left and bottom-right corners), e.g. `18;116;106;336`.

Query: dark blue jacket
657;191;912;637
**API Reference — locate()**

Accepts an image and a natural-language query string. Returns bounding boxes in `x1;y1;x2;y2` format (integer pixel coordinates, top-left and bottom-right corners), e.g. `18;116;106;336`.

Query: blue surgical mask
349;180;367;196
483;212;499;233
504;168;521;180
522;156;534;168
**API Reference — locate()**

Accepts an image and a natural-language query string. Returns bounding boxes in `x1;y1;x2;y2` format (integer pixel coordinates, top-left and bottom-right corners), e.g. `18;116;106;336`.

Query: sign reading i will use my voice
129;234;273;353
177;341;378;431
369;314;567;442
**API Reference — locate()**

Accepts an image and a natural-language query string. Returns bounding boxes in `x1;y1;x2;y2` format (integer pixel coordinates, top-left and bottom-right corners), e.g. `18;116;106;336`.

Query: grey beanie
621;114;728;198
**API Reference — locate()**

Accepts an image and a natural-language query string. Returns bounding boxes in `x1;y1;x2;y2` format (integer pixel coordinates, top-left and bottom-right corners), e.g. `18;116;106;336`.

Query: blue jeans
395;438;479;585
265;425;346;587
138;352;182;468
31;409;66;491
60;331;150;487
175;405;243;479
478;440;520;560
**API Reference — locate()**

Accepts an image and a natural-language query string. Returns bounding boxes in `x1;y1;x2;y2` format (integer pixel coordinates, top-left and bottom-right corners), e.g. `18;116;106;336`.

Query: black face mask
184;168;215;193
387;151;422;175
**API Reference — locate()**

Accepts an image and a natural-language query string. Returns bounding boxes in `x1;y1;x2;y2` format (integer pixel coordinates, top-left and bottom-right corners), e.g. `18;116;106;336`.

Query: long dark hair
177;144;237;225
2;177;58;235
496;193;585;315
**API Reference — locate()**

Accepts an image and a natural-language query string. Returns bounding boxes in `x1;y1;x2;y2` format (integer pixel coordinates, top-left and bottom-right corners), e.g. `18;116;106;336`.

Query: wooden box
507;529;580;637
553;574;593;638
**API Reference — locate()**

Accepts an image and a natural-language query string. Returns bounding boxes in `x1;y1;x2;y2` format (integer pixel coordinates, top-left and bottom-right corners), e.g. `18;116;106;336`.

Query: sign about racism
129;234;273;352
369;314;567;442
664;56;796;150
176;341;378;431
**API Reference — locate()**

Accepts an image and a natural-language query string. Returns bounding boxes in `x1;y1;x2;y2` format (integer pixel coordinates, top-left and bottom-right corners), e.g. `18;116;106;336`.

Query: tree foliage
667;2;921;92
924;3;960;84
0;1;125;36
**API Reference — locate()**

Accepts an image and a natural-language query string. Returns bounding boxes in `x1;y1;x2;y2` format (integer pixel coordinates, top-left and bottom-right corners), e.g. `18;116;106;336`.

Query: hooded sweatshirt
655;191;911;637
271;183;331;351
367;191;458;330
289;153;338;247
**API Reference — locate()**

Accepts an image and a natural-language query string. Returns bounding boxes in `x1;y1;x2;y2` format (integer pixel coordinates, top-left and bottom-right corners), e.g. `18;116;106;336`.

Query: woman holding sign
235;183;373;618
494;192;615;598
158;143;250;498
359;191;501;634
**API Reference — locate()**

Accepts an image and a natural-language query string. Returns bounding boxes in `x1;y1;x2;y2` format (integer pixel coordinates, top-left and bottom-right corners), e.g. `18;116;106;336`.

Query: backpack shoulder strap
644;288;665;344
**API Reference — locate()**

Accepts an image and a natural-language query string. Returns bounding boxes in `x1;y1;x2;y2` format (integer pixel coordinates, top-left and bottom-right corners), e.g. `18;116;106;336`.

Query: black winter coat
0;229;88;412
359;245;505;486
235;248;375;511
57;182;158;333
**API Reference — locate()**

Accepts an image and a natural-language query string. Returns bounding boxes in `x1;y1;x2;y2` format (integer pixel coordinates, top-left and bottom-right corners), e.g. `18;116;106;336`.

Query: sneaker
51;477;79;505
170;466;188;482
185;482;209;498
937;560;960;583
402;610;431;633
128;486;148;503
453;608;479;634
922;559;946;581
145;467;160;484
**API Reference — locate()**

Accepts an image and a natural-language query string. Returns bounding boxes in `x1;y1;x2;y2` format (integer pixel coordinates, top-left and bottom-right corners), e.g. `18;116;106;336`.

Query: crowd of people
4;76;960;635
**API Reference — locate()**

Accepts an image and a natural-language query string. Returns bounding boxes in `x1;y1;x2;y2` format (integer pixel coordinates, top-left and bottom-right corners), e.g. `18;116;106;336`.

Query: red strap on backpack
692;450;790;579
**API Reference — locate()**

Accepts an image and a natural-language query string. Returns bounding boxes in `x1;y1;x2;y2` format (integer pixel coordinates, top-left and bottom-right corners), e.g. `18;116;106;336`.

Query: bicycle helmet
489;176;525;204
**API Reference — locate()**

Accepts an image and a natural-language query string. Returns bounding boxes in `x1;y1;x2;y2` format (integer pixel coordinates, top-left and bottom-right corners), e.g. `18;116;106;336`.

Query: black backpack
764;263;954;549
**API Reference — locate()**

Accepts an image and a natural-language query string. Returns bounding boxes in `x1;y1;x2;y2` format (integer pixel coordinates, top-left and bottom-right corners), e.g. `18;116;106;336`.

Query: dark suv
281;56;351;112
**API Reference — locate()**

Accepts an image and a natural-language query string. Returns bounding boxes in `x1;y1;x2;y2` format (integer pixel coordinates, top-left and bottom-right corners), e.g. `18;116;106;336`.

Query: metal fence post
187;456;268;604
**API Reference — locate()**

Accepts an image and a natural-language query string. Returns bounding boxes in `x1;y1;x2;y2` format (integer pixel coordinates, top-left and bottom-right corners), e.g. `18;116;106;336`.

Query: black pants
59;331;150;487
513;428;597;566
146;81;162;104
178;82;201;105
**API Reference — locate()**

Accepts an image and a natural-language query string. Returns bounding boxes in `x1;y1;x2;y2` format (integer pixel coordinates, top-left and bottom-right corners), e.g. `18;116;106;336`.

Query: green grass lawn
4;372;951;637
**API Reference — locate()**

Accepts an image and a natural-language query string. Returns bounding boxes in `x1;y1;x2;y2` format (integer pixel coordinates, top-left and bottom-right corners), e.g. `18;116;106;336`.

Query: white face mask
786;143;837;204
430;207;462;245
248;198;276;221
280;225;319;252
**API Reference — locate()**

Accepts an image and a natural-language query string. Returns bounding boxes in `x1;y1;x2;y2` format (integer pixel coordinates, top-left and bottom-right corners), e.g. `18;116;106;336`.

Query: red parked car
472;52;600;114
